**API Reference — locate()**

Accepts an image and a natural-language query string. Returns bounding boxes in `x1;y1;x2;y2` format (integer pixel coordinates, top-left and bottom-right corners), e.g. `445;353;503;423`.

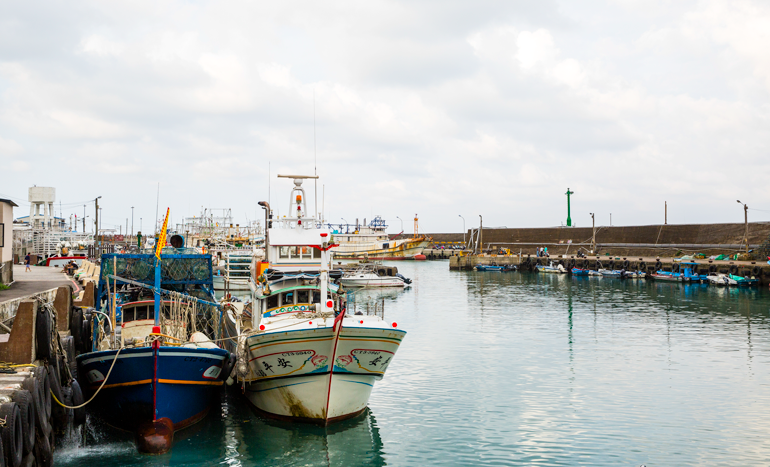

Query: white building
28;186;56;230
0;198;18;284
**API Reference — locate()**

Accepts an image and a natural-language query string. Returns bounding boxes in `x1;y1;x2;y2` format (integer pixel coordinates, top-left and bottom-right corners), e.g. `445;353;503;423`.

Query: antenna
155;182;160;234
314;89;318;219
268;161;271;207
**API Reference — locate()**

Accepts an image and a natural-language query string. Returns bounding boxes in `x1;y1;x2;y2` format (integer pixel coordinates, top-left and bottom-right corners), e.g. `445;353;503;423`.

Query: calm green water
56;261;770;466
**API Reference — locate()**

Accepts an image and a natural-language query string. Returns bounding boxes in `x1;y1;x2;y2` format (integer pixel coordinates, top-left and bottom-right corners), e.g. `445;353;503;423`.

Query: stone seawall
422;222;770;257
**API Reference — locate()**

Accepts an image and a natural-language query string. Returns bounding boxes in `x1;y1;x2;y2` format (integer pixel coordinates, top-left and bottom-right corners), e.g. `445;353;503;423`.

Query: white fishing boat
535;261;567;273
330;216;429;260
224;174;406;424
707;273;737;286
339;270;407;288
213;249;262;292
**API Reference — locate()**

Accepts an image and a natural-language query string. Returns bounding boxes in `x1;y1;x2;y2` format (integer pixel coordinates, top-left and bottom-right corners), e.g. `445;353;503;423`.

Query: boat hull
77;346;229;451
333;238;429;260
339;278;405;287
243;324;405;423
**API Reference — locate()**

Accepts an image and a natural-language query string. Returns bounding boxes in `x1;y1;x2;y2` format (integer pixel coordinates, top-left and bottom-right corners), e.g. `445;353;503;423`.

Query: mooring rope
51;346;124;410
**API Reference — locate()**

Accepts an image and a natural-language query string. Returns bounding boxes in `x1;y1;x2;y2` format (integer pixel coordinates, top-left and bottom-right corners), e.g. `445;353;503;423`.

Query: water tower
29;186;55;229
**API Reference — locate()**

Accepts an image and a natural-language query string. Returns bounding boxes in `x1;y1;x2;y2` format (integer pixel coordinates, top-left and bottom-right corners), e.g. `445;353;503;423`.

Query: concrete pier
449;254;770;285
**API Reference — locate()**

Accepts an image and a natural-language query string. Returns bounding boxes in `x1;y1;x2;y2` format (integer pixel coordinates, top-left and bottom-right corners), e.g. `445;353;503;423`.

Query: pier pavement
0;264;77;303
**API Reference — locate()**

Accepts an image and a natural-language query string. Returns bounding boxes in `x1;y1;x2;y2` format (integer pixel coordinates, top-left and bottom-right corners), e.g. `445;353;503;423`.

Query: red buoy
413;254;427;261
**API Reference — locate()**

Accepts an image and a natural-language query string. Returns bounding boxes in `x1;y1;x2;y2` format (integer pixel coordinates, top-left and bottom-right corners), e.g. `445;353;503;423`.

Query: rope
50;347;124;410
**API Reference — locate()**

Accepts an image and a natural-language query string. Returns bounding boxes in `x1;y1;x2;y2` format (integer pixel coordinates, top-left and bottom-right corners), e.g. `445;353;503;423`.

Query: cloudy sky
1;0;769;234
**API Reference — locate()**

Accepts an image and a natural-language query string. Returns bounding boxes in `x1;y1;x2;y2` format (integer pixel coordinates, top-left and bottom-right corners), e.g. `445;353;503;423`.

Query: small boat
729;274;759;286
535;261;566;273
650;271;681;282
598;269;622;278
588;270;602;277
340;271;408;287
571;268;589;276
707;273;736;286
475;264;516;272
624;271;646;279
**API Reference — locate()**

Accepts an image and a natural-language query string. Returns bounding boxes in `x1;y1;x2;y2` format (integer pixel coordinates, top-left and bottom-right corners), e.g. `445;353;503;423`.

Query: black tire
0;402;23;467
608;261;615;270
69;308;83;349
640;261;647;270
33;430;52;467
80;317;92;353
709;264;716;273
71;380;85;426
21;376;48;441
623;260;630;269
35;311;52;362
672;263;680;273
729;265;738;275
46;365;66;431
596;261;602;269
655;261;662;271
535;259;541;266
219;353;236;381
20;452;33;467
31;368;51;429
11;391;34;455
62;336;77;381
752;266;760;276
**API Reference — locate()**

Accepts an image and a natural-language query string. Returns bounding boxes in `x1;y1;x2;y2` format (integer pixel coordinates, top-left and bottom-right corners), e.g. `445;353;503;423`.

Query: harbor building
0;198;17;284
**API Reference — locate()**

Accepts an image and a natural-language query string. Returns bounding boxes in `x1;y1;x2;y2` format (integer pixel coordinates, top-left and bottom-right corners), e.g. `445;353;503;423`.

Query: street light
396;216;404;232
341;218;348;234
590;213;595;253
737;200;749;253
459;215;465;245
131;206;134;238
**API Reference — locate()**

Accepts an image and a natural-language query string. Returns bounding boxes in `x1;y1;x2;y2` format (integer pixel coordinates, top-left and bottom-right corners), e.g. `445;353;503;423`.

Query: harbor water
55;261;770;466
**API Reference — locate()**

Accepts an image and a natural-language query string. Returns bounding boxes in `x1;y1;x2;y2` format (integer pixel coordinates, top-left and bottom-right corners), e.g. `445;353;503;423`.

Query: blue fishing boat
475;264;516;272
76;216;233;454
571;268;589;276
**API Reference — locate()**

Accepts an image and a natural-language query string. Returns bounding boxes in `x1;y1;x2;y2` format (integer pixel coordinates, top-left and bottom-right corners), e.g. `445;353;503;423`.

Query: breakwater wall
424;222;770;257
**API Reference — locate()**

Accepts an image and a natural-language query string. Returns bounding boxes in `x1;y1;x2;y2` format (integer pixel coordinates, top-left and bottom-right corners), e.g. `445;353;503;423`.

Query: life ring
35;310;52;361
12;390;35;455
0;402;23;467
623;260;630;269
752;266;760;276
729;265;738;275
639;261;647;271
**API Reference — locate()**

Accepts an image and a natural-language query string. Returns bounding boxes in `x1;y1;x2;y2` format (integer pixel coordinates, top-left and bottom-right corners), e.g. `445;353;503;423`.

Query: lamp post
478;215;483;254
396;216;404;232
565;188;574;227
341;218;348;234
94;196;102;251
590;212;595;253
737;200;749;253
131;206;134;239
459;215;465;245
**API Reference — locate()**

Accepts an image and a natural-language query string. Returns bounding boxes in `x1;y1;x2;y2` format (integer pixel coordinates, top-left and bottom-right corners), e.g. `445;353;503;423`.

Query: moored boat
571;268;589;276
475;264;516;272
225;175;406;424
76;218;232;454
535;261;566;273
331;216;429;260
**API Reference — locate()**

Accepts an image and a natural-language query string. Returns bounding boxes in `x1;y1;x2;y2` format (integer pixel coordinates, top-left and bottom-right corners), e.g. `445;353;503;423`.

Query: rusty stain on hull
278;387;323;420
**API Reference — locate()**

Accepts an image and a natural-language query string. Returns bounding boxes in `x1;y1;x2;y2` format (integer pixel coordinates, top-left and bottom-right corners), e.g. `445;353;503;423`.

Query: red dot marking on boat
309;321;312;325
326;300;333;308
359;320;363;324
259;325;265;331
392;322;397;327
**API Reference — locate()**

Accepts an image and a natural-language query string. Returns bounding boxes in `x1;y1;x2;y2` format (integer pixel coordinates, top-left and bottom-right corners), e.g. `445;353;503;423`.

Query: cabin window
290;246;298;258
279;247;290;258
267;294;279;309
298;246;310;259
312;291;321;303
297;290;309;303
312;247;320;259
123;307;134;323
281;292;294;306
136;305;150;321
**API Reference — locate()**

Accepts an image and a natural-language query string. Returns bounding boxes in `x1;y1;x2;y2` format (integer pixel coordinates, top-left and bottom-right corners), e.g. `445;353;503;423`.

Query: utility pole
737;200;749;253
94;196;102;250
459;215;465;245
565;188;574;227
83;205;86;233
478;215;483;254
665;201;667;225
131;206;134;238
590;212;595;253
610;213;612;226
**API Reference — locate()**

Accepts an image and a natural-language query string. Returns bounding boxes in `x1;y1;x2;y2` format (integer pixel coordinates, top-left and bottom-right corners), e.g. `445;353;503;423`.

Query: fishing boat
535;261;566;273
331;216;429;260
729;274;759;286
475;264;516;272
76;220;233;454
625;271;646;279
213;249;261;292
339;268;409;287
571;268;589;276
224;175;406;424
707;273;736;286
588;270;602;277
598;269;622;278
